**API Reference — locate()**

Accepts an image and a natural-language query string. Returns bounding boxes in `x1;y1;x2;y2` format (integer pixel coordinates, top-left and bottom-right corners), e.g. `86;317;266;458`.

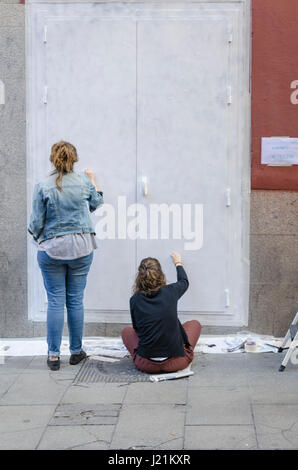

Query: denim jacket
28;171;104;243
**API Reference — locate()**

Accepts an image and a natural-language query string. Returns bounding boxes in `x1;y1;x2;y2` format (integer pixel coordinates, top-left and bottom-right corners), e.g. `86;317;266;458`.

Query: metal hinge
228;28;233;43
43;25;47;43
227;86;232;105
0;80;5;105
225;289;230;308
43;86;48;104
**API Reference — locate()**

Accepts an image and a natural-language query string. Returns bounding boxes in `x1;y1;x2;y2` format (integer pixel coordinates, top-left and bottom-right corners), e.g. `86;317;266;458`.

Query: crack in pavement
126;435;183;450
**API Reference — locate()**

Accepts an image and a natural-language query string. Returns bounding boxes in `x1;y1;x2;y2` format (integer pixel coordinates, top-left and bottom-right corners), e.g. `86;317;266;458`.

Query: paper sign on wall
261;137;298;165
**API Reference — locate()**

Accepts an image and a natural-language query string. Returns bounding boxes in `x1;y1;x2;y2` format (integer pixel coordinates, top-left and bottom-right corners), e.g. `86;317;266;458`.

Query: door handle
142;176;148;197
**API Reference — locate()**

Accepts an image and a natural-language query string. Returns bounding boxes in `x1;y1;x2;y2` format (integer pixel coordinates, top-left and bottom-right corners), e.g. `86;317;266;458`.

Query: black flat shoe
47;357;60;371
69;350;87;365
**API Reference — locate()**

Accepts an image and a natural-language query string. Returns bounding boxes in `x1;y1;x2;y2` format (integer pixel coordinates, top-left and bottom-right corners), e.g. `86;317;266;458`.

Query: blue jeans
37;251;94;356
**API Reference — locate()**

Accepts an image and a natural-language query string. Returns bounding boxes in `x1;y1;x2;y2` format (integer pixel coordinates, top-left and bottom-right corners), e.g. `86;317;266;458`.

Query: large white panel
46;18;137;311
27;2;250;326
136;16;230;312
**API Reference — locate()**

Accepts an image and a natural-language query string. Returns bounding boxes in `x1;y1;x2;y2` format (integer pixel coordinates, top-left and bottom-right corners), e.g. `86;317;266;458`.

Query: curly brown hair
133;258;166;296
50;141;78;190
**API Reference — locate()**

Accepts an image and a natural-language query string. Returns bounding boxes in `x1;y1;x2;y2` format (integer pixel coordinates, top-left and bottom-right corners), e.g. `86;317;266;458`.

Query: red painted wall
252;0;298;190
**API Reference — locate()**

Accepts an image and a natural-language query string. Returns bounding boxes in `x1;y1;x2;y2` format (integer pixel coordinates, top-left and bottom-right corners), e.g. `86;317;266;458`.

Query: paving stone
0;371;70;405
249;383;298;405
110;404;185;449
0;356;33;374
38;424;114;450
154;438;184;450
132;438;184;450
253;404;298;449
0;374;18;398
186;387;252;425
189;354;248;387
0;356;79;375
62;383;127;404
124;381;187;405
245;353;283;368
0;405;55;450
72;441;111;450
184;425;257;450
22;356;81;383
245;353;298;386
49;403;121;426
23;355;79;375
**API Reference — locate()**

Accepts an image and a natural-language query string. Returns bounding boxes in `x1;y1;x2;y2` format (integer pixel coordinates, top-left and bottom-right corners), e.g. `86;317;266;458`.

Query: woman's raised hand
84;168;94;180
171;252;182;266
84;169;100;192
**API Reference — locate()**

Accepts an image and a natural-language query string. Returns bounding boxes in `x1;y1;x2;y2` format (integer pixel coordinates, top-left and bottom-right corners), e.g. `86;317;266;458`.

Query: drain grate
73;357;151;384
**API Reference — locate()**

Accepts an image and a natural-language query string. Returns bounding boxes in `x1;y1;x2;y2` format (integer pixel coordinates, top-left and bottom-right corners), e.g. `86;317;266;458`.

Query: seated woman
122;252;202;374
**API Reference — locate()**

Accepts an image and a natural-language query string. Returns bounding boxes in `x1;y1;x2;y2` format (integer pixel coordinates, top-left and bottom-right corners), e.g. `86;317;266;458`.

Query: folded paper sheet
150;365;194;382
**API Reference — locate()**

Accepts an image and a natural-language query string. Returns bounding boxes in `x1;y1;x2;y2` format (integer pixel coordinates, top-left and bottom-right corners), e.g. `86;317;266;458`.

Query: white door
45;18;137;312
27;2;250;326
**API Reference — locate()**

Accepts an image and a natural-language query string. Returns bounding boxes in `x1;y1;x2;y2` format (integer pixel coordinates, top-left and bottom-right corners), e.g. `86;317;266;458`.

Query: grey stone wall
249;190;298;337
0;2;297;338
0;2;32;336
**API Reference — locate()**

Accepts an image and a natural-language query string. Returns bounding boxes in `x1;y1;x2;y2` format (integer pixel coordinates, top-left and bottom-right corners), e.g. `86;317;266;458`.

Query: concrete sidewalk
0;352;298;450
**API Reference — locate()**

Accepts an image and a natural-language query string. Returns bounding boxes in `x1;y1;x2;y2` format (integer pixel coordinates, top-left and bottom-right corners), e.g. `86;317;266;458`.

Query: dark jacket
130;265;190;358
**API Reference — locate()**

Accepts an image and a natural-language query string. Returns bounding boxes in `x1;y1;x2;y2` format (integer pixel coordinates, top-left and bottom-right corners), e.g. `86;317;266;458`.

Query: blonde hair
50;141;78;190
133;258;166;296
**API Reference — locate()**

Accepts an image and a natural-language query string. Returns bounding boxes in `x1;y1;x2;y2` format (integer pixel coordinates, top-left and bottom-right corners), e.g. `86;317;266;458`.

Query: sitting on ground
122;252;201;374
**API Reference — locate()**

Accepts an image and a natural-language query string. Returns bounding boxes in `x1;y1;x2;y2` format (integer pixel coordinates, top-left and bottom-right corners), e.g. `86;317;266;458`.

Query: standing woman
28;141;103;371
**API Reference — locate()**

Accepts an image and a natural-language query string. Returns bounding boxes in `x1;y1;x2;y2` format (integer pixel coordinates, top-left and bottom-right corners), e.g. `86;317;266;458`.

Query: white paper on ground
150;366;194;382
83;347;127;358
195;332;283;354
0;337;128;357
0;332;284;357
